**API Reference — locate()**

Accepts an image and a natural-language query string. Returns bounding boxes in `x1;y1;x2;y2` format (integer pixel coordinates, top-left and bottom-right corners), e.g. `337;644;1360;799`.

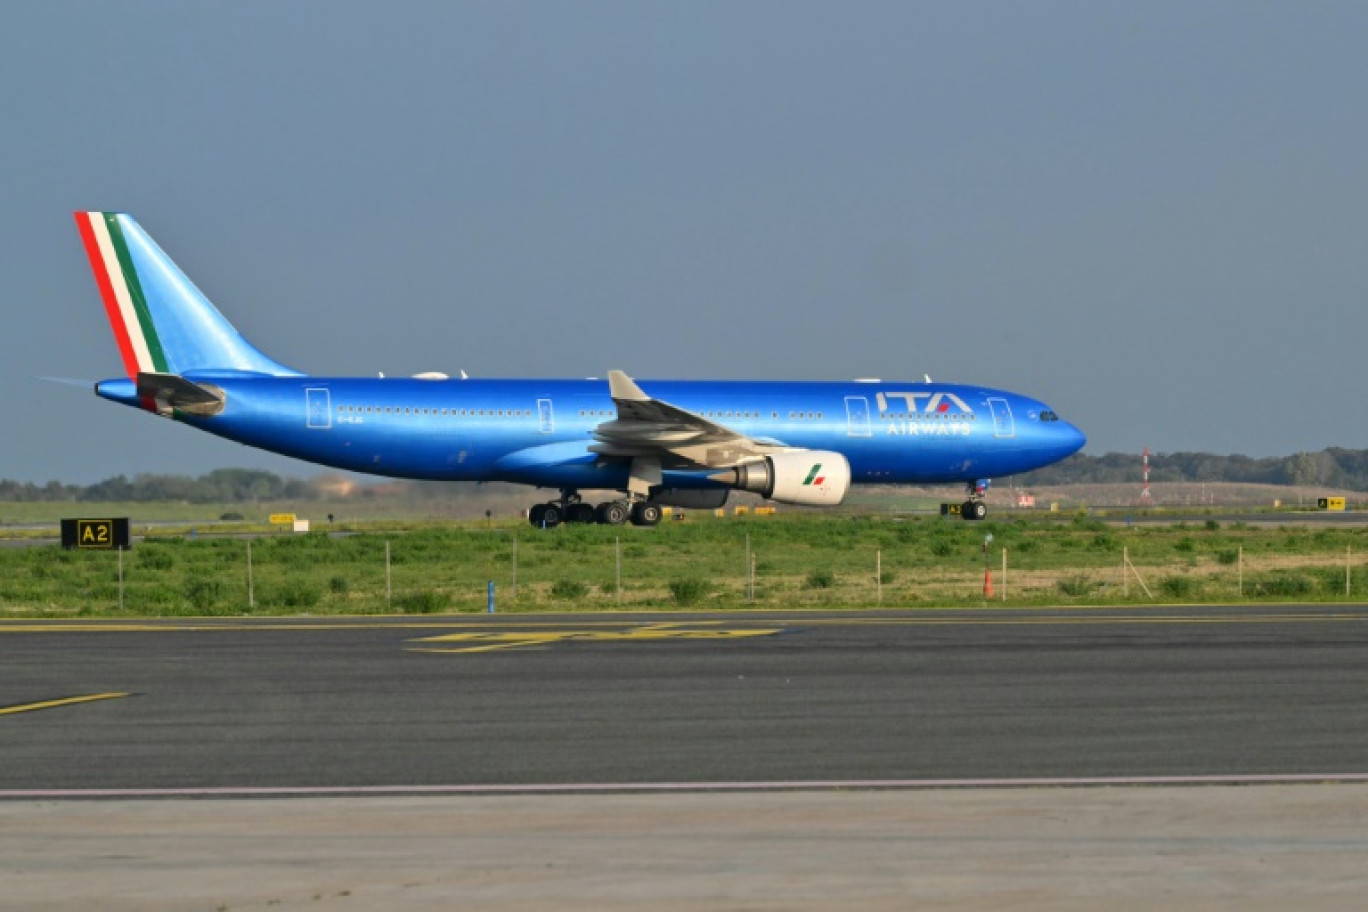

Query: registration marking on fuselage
408;623;783;653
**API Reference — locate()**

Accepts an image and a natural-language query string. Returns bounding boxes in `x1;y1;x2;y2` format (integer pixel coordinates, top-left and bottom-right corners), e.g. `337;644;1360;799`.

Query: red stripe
74;212;139;380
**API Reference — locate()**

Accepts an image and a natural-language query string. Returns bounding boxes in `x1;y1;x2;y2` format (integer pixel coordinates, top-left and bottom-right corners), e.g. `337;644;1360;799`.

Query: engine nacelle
719;451;851;506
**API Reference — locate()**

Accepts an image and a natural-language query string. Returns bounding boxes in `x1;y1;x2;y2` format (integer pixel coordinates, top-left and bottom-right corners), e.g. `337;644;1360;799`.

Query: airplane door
988;398;1015;438
845;396;871;437
306;387;331;429
538;399;554;434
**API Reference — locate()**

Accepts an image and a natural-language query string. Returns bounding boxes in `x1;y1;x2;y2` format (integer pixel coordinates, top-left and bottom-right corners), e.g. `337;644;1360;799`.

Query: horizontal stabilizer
136;372;225;415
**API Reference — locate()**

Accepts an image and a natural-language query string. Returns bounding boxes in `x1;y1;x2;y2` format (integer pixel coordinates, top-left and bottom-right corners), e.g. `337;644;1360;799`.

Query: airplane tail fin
73;212;300;379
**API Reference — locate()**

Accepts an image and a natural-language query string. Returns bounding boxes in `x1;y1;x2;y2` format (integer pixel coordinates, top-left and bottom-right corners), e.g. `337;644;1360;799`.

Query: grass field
3;512;1368;617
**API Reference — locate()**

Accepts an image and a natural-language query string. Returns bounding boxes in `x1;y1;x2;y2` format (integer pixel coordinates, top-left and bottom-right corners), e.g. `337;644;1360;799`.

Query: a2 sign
60;518;131;550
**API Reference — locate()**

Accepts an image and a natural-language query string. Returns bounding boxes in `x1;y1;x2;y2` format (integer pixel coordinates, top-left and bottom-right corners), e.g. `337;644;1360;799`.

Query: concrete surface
4;785;1368;911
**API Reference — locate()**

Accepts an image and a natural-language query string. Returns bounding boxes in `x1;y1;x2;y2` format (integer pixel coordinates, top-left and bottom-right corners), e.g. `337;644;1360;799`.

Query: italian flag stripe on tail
73;212;168;379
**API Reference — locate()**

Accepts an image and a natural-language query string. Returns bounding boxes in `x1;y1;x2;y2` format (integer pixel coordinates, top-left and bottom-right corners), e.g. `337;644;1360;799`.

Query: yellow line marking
0;611;1365;636
0;692;131;716
410;625;782;653
0;619;740;633
409;642;551;654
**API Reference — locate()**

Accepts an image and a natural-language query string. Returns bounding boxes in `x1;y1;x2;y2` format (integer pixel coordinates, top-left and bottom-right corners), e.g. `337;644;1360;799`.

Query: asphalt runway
4;606;1368;792
7;607;1368;910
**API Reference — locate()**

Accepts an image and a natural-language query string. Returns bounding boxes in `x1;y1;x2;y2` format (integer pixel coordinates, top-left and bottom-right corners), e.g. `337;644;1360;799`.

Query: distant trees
0;469;318;503
0;479;79;502
1017;447;1368;491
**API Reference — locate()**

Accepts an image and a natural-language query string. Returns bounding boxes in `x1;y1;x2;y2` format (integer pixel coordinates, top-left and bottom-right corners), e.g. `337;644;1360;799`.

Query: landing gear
567;502;597;525
596;501;630;526
961;500;988;521
527;490;663;529
529;490;579;528
631;502;662;527
528;501;563;528
941;480;991;521
959;478;991;522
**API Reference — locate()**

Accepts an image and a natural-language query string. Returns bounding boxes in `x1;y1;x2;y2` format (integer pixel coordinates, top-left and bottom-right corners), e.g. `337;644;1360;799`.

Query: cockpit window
1040;411;1060;422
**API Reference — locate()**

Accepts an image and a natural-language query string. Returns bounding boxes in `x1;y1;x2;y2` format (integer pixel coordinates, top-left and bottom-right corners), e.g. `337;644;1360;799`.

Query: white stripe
87;213;155;374
4;773;1368;799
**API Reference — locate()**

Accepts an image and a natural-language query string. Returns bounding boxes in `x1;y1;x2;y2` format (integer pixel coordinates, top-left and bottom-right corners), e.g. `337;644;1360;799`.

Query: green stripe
103;214;169;373
803;464;822;485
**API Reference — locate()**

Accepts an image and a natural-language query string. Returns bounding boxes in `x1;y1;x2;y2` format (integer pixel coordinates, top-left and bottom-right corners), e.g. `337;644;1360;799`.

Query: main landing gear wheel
567;503;597;524
529;502;563;528
527;495;662;529
631;502;663;527
962;500;988;521
596;501;630;526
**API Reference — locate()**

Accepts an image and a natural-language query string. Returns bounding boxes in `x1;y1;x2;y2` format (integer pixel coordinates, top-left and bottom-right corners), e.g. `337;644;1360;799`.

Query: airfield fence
2;516;1367;616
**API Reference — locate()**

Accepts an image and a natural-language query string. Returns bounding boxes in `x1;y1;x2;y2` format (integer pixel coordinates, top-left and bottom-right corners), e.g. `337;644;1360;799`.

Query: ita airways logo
875;391;973;416
803;464;826;486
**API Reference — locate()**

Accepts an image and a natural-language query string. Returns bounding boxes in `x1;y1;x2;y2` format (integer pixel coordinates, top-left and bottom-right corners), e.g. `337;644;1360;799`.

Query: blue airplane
74;211;1085;527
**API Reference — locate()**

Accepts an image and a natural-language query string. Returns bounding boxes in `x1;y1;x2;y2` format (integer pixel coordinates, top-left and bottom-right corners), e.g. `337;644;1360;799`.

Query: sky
3;1;1366;484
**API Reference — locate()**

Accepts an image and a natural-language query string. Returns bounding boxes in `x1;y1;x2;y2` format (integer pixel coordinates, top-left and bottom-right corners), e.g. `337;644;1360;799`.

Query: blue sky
3;1;1366;483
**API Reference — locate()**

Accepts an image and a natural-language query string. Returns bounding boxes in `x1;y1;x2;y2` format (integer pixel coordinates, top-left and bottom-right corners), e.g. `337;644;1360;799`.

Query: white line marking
5;774;1368;799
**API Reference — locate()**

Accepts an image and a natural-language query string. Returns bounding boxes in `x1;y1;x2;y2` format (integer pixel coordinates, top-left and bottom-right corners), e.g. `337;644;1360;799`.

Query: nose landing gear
941;479;991;521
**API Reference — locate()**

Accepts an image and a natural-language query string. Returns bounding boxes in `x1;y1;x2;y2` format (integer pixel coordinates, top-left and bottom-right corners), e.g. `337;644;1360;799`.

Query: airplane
72;211;1086;528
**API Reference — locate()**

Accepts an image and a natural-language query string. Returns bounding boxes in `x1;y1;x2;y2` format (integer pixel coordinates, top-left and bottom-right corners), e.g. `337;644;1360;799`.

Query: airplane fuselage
75;211;1086;525
97;374;1084;492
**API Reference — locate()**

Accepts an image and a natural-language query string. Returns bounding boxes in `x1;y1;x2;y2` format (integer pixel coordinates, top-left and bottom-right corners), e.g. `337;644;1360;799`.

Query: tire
528;504;547;527
963;501;988;521
540;503;563;528
568;503;597;524
631;502;663;527
598;501;629;526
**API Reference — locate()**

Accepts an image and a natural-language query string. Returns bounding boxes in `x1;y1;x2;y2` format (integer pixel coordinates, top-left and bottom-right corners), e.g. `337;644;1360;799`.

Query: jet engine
713;451;851;506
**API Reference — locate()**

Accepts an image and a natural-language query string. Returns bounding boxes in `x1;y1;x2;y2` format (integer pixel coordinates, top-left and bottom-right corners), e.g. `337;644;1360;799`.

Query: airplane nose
1061;423;1087;457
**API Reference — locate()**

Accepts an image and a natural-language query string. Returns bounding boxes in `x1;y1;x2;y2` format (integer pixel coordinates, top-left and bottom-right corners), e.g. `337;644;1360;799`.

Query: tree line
6;448;1368;503
1016;448;1368;490
0;469;317;503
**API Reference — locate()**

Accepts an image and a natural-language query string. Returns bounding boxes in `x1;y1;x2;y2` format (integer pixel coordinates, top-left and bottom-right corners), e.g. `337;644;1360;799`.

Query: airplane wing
590;370;780;469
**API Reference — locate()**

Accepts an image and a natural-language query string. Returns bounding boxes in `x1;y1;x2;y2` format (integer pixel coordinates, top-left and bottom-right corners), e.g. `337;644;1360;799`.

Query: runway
4;606;1368;793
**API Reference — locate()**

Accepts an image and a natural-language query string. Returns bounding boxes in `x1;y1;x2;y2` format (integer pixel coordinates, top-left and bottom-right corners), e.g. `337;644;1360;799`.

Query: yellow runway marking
0;610;1365;638
0;621;727;633
410;624;782;653
0;619;766;633
0;692;131;716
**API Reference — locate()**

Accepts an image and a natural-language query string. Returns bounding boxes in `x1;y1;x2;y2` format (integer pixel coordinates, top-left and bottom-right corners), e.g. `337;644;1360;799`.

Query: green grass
3;512;1368;617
